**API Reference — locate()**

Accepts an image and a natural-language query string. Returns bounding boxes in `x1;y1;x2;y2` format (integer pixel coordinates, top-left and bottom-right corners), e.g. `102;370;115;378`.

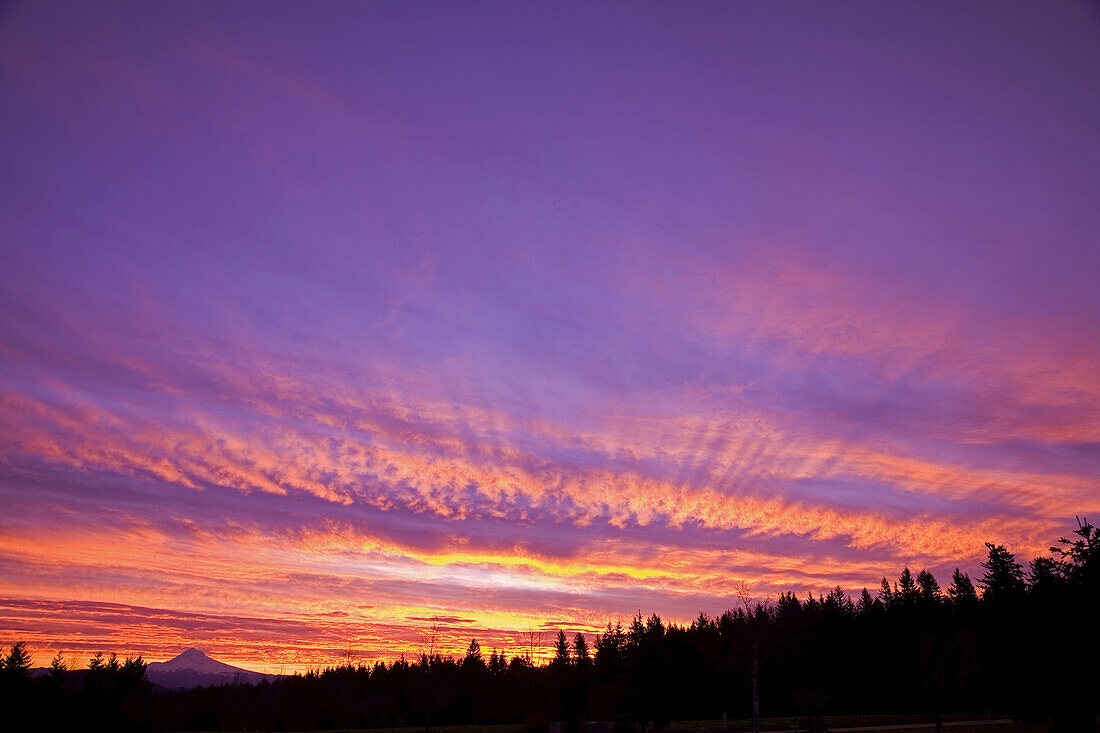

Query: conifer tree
979;543;1025;602
1027;556;1063;597
595;621;625;671
897;568;919;606
878;577;894;608
463;639;485;671
2;641;31;676
49;651;66;680
487;649;507;677
917;570;941;603
946;568;978;605
1051;516;1098;595
858;587;875;615
825;585;852;614
572;632;591;667
553;630;571;667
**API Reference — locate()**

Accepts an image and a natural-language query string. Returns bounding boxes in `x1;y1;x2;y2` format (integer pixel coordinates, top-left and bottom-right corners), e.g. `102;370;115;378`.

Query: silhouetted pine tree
488;648;507;677
878;576;894;609
857;587;876;615
1;642;31;675
572;633;591;668
946;568;978;606
979;543;1025;602
1052;516;1099;597
463;639;485;671
552;630;571;667
1027;556;1064;597
0;643;33;732
917;570;941;605
897;568;920;607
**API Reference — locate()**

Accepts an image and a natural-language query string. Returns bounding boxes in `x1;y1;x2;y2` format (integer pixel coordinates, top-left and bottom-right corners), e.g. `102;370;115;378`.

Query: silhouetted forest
3;517;1097;732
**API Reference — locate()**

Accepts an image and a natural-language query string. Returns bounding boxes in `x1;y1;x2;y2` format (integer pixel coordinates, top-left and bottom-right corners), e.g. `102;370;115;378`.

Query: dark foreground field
278;718;1038;733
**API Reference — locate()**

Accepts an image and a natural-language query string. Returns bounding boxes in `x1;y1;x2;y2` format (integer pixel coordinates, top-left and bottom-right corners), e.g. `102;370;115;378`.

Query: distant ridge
146;648;278;689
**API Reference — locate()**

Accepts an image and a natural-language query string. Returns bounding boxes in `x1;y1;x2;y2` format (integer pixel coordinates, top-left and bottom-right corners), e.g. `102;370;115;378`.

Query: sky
1;0;1099;672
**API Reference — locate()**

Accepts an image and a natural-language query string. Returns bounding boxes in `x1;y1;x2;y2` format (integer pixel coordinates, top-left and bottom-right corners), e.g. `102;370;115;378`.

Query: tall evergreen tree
2;641;32;675
1027;556;1064;597
878;577;894;608
979;542;1025;602
857;587;876;615
552;630;571;667
897;568;920;606
1051;516;1099;596
595;620;625;671
463;639;485;671
572;633;591;667
49;651;66;680
825;585;852;614
917;570;941;603
946;568;977;605
488;648;507;677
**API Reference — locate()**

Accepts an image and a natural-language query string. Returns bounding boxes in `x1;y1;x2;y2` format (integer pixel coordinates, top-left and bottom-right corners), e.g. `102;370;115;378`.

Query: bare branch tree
520;625;546;665
419;622;440;660
737;581;764;733
418;622;441;732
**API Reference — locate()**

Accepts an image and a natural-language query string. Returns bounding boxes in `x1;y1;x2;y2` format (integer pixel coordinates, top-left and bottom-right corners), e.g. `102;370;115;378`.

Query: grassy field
294;726;527;733
290;715;1044;733
670;714;1019;732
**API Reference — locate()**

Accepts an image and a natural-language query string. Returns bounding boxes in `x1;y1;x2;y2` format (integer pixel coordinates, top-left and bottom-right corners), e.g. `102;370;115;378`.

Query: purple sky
1;0;1099;670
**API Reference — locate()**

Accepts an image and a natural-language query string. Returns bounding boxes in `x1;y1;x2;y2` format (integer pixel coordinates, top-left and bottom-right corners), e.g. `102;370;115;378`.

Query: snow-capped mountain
146;648;277;688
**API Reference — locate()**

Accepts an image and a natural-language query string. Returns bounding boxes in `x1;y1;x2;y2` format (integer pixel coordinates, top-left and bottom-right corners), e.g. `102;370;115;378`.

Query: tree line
2;516;1096;732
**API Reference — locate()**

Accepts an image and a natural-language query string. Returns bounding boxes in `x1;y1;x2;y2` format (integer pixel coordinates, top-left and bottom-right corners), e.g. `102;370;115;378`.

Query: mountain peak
172;648;211;662
156;647;242;674
147;648;276;688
